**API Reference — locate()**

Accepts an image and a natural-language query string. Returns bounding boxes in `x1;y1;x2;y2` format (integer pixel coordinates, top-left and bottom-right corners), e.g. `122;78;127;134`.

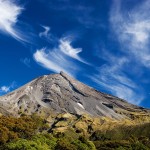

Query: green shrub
3;134;57;150
55;138;77;150
131;142;149;150
0;115;49;144
3;138;50;150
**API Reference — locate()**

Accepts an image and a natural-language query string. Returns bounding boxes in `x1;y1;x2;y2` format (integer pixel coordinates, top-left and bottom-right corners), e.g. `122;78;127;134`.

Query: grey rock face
0;72;149;119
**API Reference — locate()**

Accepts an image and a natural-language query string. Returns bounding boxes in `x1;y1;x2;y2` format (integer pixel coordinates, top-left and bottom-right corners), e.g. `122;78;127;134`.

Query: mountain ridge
0;72;149;120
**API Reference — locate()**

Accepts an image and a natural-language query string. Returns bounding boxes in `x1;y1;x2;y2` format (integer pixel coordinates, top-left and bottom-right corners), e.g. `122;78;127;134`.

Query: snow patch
77;102;85;109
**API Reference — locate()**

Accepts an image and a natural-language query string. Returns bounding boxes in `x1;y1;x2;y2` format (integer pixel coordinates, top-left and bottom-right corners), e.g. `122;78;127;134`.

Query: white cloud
125;21;150;43
33;47;79;76
59;37;88;64
0;86;10;93
0;0;25;41
34;32;90;76
92;75;142;105
0;82;16;94
90;52;144;105
92;0;150;104
39;26;50;38
39;27;88;64
39;25;59;45
20;58;31;67
110;0;150;67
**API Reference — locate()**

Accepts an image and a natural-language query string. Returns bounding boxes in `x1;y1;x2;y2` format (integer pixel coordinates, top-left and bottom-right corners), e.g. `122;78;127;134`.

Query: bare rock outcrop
0;72;149;119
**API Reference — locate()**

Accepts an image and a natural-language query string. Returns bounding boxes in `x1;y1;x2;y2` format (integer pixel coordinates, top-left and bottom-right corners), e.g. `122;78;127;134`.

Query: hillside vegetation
0;113;150;150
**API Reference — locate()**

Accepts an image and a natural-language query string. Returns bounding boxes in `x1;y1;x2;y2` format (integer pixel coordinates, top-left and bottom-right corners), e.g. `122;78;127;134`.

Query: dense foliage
0;114;48;144
0;115;150;150
91;123;150;150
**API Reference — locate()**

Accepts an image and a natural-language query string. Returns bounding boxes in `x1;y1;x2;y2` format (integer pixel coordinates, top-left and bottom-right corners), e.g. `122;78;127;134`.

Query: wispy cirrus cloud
34;28;89;76
89;0;150;105
59;37;89;64
93;0;150;104
39;26;50;38
0;86;10;93
0;82;16;95
20;58;31;68
38;0;103;28
33;47;79;76
90;53;144;105
110;0;150;67
0;0;24;41
39;25;58;44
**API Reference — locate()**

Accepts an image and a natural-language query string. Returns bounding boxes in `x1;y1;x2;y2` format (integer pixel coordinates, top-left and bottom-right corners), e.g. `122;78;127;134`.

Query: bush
3;138;50;150
3;134;57;150
55;138;77;150
0;115;49;144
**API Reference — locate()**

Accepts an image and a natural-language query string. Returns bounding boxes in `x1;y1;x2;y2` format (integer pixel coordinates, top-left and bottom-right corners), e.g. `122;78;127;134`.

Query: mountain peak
59;71;74;81
60;71;65;75
0;73;149;119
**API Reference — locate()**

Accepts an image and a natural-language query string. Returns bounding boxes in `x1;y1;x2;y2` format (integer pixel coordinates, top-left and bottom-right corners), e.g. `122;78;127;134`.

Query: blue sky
0;0;150;108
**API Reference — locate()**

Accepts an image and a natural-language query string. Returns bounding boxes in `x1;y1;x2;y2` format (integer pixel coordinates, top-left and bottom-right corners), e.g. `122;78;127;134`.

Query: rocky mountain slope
0;72;149;120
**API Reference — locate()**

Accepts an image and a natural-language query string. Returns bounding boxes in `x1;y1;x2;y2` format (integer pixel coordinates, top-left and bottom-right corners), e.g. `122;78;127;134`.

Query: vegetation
0;114;150;150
